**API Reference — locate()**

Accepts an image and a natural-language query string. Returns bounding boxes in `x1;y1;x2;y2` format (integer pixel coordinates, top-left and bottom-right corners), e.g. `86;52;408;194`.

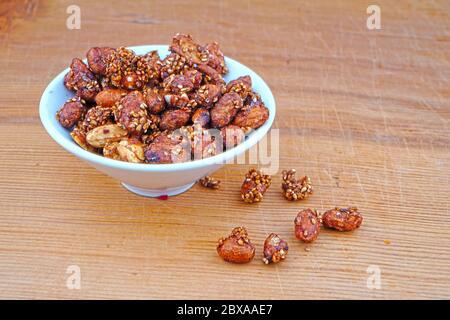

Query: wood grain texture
0;0;449;299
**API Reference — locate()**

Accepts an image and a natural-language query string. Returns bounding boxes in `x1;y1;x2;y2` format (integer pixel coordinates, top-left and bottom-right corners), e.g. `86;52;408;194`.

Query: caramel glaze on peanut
57;33;270;164
322;207;363;231
217;227;255;264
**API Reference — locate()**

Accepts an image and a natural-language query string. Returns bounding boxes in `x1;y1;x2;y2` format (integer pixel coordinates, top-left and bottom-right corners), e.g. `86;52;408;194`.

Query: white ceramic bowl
39;45;276;197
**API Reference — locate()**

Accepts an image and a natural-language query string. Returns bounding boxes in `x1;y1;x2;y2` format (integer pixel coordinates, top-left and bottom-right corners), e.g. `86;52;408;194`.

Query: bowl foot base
121;182;196;198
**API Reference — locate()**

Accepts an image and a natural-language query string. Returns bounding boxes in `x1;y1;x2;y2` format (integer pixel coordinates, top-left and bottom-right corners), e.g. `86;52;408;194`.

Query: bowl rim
39;45;276;173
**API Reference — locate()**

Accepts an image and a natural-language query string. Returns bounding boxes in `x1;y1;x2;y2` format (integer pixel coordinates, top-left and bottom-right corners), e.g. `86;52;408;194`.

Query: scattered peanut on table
57;32;364;268
214;169;364;266
240;168;272;203
262;233;289;264
217;227;256;264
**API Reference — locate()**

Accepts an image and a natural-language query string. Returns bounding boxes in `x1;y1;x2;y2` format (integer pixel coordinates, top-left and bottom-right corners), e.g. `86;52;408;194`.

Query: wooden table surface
0;0;449;300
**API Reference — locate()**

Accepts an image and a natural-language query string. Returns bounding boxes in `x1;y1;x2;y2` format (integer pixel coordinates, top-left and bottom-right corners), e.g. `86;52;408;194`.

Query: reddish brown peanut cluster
198;176;221;189
294;209;320;243
215;168;363;265
236;168;312;204
322;207;363;231
262;233;289;264
216;208;363;265
216;228;288;265
57;34;270;164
